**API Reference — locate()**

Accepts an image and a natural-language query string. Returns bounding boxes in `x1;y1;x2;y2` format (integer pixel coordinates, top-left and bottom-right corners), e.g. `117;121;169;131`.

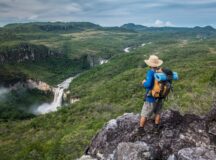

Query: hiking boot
138;127;145;135
153;124;161;133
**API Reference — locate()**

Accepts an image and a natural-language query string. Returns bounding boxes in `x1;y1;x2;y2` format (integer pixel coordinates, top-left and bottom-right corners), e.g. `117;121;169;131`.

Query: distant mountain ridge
121;23;148;31
2;22;215;33
3;22;102;32
121;23;215;32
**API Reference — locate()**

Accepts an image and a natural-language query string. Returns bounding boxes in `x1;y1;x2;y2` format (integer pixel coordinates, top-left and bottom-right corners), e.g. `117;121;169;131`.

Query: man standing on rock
139;55;163;133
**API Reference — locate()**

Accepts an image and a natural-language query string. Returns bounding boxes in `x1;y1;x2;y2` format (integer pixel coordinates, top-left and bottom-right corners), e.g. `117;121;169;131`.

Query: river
124;47;130;53
33;45;143;114
123;42;151;53
33;58;109;114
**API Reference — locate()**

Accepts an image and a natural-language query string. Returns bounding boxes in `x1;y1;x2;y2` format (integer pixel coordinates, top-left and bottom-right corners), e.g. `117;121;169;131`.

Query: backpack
150;68;173;99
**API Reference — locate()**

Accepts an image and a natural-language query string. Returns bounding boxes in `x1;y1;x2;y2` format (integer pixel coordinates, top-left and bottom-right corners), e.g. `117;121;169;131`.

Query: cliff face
8;79;53;92
79;102;216;160
0;43;61;64
86;55;110;67
4;22;102;32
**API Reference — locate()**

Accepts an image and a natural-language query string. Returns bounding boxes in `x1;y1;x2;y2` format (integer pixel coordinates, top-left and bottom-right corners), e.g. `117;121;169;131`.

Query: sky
0;0;216;27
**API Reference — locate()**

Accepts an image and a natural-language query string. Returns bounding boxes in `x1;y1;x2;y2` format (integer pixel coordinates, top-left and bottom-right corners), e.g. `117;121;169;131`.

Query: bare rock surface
177;147;216;160
114;141;155;160
81;102;216;160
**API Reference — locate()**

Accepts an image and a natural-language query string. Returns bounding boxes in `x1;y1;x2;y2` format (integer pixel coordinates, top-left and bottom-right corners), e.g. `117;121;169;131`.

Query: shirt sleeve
143;70;154;88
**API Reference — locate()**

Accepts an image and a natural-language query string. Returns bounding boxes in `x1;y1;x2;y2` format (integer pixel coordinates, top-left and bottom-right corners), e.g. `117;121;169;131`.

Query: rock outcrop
79;102;216;160
0;43;61;64
86;55;110;67
7;79;53;92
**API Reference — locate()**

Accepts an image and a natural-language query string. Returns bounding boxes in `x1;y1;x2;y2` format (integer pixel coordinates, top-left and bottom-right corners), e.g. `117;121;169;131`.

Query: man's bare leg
155;114;160;125
140;116;147;127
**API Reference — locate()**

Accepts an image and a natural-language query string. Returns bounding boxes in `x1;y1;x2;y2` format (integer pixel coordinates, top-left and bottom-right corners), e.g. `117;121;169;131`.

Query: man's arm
143;70;154;88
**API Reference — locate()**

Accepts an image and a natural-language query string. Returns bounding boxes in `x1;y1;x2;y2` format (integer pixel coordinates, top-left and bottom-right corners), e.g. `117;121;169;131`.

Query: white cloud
65;3;82;13
143;3;165;8
153;19;175;27
28;15;38;20
0;0;82;21
0;0;215;27
163;0;216;5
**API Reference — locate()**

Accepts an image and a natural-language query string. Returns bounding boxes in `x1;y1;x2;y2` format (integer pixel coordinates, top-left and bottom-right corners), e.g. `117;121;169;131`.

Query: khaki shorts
141;99;163;118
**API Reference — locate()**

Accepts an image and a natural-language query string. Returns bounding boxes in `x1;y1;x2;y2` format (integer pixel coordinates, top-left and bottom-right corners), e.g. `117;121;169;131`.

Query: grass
0;24;216;160
0;89;52;120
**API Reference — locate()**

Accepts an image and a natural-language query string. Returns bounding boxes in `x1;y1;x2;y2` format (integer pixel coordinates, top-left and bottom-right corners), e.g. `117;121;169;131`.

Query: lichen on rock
79;102;216;160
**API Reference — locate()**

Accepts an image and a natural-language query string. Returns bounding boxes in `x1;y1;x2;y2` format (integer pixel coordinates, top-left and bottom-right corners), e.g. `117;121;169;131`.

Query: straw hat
144;55;163;67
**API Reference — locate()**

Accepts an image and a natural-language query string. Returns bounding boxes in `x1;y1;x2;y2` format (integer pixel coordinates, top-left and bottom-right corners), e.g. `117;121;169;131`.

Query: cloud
154;19;175;27
65;3;82;12
0;0;82;20
0;0;215;27
142;3;166;8
28;15;38;20
163;0;216;5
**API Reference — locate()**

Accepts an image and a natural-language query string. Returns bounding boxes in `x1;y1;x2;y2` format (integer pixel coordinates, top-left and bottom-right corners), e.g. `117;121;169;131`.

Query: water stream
99;59;108;65
124;47;130;53
33;76;76;114
33;57;109;115
123;42;151;53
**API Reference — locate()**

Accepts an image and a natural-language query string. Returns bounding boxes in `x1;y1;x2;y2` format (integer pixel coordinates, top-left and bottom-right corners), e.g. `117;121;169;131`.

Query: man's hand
142;79;146;85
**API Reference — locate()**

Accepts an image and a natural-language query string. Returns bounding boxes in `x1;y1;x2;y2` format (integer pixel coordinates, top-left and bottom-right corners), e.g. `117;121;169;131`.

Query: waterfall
34;76;75;114
99;59;108;65
0;87;10;99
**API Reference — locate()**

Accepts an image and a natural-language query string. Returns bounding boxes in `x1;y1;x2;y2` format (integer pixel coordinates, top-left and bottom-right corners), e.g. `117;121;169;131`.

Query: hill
0;22;147;121
121;23;216;35
0;22;216;160
121;23;148;31
3;22;102;33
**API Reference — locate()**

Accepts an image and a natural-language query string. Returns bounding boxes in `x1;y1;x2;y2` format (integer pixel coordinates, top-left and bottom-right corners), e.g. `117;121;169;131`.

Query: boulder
114;141;155;160
177;147;216;160
81;102;216;160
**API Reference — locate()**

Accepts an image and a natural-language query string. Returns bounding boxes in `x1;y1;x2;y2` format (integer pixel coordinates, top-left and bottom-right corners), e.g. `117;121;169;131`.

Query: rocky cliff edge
78;102;216;160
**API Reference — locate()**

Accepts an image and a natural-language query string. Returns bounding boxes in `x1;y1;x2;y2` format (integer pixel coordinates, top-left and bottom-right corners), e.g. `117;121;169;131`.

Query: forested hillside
0;22;216;160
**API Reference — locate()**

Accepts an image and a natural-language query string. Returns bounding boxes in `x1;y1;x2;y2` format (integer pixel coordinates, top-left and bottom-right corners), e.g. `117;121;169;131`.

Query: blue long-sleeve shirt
143;69;155;103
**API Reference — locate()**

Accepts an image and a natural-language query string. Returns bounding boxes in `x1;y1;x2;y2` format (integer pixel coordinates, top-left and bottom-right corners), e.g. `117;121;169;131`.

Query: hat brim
144;59;163;67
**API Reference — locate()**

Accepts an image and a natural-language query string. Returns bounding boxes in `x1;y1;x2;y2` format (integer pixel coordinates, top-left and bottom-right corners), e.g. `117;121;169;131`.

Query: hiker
139;55;163;133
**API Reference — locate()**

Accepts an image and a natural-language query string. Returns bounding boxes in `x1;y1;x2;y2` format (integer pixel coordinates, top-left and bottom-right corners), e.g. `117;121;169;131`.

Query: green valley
0;22;216;160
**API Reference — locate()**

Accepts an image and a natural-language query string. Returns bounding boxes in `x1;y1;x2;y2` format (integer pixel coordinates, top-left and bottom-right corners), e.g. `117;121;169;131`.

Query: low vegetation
0;22;216;160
